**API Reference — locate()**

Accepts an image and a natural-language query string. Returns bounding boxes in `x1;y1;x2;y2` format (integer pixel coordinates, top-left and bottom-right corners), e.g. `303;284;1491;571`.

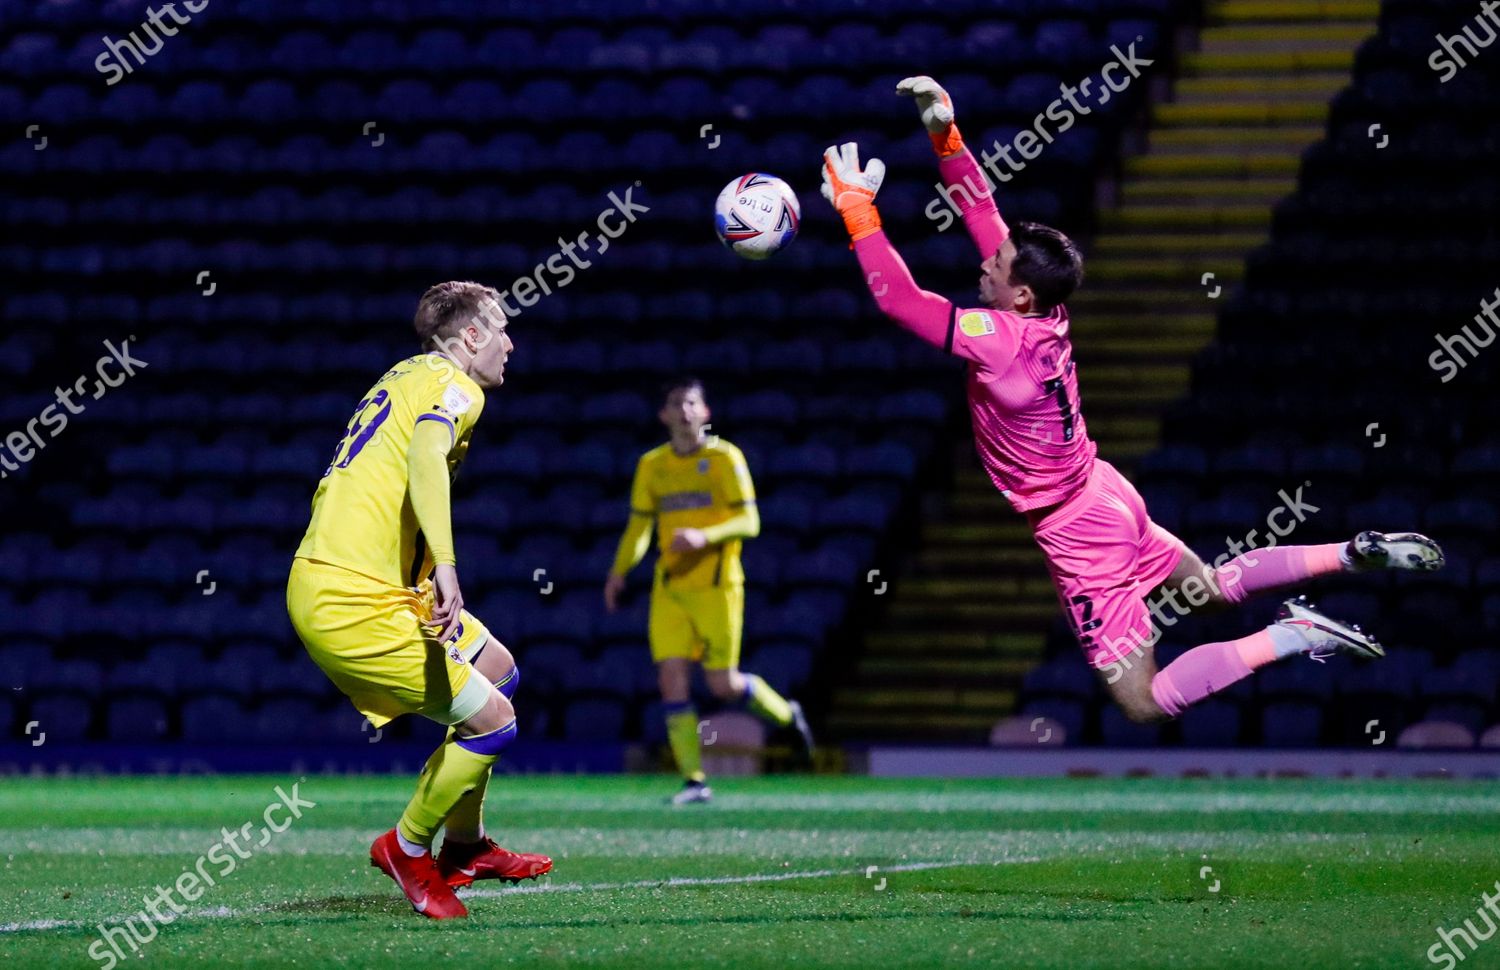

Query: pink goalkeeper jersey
853;148;1097;512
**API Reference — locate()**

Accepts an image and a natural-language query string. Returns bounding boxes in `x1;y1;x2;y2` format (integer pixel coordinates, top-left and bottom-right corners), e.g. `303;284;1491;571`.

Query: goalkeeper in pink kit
823;77;1445;724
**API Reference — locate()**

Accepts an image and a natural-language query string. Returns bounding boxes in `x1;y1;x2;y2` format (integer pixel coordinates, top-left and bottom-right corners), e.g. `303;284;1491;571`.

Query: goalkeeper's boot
437;837;553;889
1345;531;1445;572
369;828;468;919
1275;596;1384;662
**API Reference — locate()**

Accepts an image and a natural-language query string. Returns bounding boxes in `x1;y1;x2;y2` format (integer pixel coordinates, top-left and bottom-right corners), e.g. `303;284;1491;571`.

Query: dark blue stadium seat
1178;700;1243;747
1259;702;1323;747
106;695;173;742
27;694;94;742
564;696;627;742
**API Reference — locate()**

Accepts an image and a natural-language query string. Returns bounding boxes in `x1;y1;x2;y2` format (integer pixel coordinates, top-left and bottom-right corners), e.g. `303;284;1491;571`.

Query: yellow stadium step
885;599;1057;625
1075;336;1213;359
1072;313;1219;337
857;657;1035;680
1150;125;1325;153
1080;408;1187;436
1153;101;1329;126
1182;49;1355;75
863;630;1040;655
1123;178;1297;202
826;712;997;738
1085;257;1246;283
923;522;1034;545
1208;0;1378;23
915;546;1047;571
1174;73;1349;102
893;576;1056;601
1070;287;1217;310
834;687;1018;712
1103;438;1162;464
1126;153;1301;177
1090;232;1267;257
1199;23;1374;52
1100;205;1271;231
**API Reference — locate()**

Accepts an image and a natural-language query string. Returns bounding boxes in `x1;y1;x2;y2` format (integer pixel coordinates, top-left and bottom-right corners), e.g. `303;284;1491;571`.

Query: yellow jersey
626;437;757;588
295;353;485;588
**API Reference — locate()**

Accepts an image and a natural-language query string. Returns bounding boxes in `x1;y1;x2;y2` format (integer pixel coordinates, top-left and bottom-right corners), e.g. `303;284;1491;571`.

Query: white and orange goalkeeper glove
821;142;886;242
896;75;964;158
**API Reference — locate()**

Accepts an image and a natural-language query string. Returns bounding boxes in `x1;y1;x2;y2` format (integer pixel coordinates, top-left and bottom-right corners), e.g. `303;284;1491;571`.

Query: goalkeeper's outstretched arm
897;75;1009;260
823;142;954;352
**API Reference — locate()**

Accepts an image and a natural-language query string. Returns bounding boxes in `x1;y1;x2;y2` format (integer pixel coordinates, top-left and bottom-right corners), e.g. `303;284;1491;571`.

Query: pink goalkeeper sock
1150;630;1281;718
1216;543;1345;605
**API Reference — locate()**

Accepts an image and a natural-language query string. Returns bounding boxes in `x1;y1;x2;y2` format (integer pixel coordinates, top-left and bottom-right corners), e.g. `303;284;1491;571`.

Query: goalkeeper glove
821;142;886;242
896;75;964;158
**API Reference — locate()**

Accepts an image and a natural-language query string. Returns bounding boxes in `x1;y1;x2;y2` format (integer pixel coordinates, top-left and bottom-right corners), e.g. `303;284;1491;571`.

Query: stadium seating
0;0;1178;745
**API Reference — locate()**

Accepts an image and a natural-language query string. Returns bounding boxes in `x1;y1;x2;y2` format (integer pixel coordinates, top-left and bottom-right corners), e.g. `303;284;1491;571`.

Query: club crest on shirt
697;458;709;474
959;311;996;337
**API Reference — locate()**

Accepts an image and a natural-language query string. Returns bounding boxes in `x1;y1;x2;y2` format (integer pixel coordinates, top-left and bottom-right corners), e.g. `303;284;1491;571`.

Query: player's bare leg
435;637;553;889
705;667;815;756
658;658;711;804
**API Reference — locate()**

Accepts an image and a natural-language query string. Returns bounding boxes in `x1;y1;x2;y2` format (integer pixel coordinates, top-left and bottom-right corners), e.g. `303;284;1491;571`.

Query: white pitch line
0;859;1010;935
465;857;1027;898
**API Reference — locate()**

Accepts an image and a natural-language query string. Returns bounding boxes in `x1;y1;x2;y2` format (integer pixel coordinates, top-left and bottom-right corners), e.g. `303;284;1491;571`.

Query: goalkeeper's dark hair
660;376;707;406
1006;222;1084;311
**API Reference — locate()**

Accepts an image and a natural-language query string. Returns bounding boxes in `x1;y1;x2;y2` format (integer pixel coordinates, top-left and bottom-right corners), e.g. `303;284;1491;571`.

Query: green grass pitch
3;775;1498;968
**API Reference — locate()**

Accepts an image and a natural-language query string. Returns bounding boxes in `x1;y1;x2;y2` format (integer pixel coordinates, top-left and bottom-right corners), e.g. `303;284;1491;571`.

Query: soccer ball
713;173;800;260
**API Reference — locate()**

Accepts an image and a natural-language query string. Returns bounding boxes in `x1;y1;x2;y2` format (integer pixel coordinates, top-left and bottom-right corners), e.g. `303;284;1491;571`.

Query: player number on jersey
323;390;392;477
1042;371;1076;443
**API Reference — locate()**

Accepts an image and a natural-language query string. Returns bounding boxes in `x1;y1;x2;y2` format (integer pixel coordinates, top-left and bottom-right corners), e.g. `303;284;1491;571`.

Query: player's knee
705;670;743;700
1121;700;1170;725
1198;568;1233;610
656;660;692;702
459;689;514;737
1116;685;1171;724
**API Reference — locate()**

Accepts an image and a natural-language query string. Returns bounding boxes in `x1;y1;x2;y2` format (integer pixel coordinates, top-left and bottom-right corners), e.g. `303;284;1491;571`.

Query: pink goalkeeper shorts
1028;458;1188;671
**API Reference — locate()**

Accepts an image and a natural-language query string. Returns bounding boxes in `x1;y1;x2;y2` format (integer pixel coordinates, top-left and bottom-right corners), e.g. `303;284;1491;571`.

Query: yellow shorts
648;582;744;670
286;558;492;728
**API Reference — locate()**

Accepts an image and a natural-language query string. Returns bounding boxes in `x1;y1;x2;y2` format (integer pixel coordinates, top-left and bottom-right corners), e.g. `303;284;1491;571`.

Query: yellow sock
397;734;497;846
664;705;705;783
442;746;491;844
743;674;793;727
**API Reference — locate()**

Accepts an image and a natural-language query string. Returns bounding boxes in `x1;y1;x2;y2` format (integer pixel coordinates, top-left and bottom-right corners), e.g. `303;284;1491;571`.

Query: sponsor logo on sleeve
959;311;996;338
441;384;473;416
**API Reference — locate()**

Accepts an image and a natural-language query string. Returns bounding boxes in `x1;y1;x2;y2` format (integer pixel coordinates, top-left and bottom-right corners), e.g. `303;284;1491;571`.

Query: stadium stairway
829;0;1381;744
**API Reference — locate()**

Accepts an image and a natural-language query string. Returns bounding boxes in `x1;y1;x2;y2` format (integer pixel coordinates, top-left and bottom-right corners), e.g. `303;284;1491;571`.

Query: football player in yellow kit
605;378;814;805
287;281;550;919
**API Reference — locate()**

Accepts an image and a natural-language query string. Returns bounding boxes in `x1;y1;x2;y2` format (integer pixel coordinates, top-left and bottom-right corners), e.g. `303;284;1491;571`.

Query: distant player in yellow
287;281;551;919
604;378;814;805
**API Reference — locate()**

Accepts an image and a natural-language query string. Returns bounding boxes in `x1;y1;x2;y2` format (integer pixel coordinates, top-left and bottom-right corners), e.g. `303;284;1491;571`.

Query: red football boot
437;836;554;889
369;829;469;919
